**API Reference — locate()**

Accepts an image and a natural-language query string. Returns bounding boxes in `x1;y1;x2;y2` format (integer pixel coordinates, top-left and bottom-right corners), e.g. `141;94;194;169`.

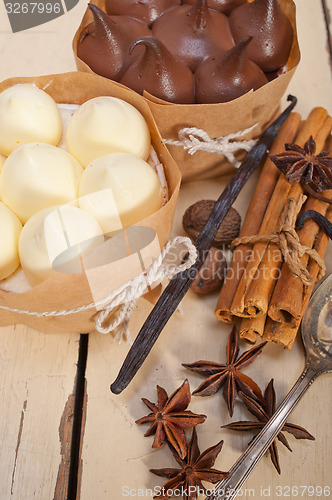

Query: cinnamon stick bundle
268;188;332;325
264;200;332;348
267;120;332;321
215;113;301;324
216;108;331;347
229;109;330;321
264;134;332;347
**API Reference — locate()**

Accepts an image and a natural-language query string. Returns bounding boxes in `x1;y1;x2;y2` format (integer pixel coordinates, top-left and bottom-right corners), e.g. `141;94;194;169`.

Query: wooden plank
80;198;332;500
0;1;88;80
0;325;81;499
0;8;90;498
321;0;332;67
282;0;332;116
0;0;331;498
0;6;89;493
79;1;332;498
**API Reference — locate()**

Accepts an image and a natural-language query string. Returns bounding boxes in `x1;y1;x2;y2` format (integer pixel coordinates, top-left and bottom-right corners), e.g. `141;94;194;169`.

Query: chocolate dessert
182;0;246;16
77;3;150;81
152;0;234;71
195;37;268;103
120;37;195;103
75;0;295;104
229;0;293;72
105;0;180;26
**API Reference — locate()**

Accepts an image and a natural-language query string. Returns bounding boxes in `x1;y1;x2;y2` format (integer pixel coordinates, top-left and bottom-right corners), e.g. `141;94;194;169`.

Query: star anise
221;379;315;474
270;135;332;192
183;327;266;417
150;427;228;500
135;379;206;459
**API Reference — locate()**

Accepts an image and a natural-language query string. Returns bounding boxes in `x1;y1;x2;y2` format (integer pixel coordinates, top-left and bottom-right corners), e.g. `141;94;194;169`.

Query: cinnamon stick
215;113;301;323
239;185;304;320
230;108;330;319
239;315;266;342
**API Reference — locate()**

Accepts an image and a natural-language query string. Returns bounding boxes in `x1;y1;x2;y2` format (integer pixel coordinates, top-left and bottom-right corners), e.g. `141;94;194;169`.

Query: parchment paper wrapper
73;0;300;181
0;72;181;334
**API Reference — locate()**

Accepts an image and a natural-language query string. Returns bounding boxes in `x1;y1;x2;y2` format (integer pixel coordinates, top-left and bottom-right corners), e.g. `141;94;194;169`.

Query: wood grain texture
0;326;80;499
321;0;332;66
282;0;332;116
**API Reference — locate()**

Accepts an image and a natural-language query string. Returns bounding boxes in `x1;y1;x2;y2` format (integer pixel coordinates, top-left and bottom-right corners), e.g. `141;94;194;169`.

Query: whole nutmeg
191;247;227;294
183;200;241;246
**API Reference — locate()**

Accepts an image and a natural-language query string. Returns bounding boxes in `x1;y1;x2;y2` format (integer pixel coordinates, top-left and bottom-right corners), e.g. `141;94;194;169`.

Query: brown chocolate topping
152;0;234;71
120;37;195;103
229;0;293;72
195;37;268;103
182;0;246;16
77;3;150;80
105;0;180;26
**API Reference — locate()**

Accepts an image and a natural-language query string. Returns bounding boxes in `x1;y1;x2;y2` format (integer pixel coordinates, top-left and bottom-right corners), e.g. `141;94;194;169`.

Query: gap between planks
54;334;89;500
67;334;89;500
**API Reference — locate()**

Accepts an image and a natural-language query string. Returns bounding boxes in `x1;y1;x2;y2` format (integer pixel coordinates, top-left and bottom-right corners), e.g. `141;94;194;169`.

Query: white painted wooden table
0;1;331;499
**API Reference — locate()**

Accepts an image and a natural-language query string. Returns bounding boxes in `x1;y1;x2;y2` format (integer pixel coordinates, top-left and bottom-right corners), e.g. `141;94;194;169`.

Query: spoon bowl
302;273;332;372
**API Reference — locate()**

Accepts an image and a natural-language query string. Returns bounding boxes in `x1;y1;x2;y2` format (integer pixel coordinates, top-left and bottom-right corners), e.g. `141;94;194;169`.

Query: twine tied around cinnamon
231;195;326;286
163;124;258;168
0;236;198;344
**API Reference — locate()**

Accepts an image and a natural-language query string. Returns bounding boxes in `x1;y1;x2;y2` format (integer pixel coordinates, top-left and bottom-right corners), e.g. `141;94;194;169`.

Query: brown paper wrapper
73;0;300;181
0;72;181;334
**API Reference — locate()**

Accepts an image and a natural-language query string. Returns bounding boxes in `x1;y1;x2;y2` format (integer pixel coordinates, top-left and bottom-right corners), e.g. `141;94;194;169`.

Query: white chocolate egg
79;153;163;233
0;201;22;280
66;96;151;167
0;84;62;156
0;143;83;224
19;205;104;286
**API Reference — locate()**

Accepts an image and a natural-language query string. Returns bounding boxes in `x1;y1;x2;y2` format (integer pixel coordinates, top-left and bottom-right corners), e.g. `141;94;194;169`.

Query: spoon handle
207;364;321;500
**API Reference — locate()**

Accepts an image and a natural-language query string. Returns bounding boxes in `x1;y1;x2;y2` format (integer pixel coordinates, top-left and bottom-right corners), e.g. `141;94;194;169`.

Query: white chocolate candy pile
0;85;164;289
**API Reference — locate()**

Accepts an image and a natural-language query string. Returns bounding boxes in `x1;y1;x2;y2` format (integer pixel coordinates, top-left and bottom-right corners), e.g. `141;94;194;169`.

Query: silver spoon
207;273;332;500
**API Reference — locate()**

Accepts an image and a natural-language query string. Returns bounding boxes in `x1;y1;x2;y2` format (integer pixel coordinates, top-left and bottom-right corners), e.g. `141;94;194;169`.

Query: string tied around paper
0;236;198;344
163;124;259;168
231;195;326;286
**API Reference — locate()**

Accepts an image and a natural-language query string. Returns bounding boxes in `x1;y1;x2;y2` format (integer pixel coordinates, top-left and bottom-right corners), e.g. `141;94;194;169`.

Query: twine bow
95;236;197;343
0;237;198;344
231;195;326;286
163;125;258;168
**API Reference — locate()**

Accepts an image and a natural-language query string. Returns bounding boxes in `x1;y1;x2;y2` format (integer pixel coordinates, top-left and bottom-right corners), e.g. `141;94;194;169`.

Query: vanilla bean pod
296;210;332;239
